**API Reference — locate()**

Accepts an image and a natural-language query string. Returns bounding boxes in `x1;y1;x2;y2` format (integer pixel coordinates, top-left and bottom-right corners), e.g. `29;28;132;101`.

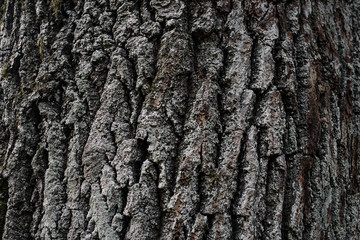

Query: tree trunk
0;0;359;239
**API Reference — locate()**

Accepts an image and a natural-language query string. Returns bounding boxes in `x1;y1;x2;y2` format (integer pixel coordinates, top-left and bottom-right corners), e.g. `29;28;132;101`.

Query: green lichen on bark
0;62;10;78
0;0;5;21
36;36;45;61
49;0;62;19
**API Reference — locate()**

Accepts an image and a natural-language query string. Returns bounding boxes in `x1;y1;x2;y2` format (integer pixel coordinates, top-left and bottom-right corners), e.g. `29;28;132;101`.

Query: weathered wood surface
0;0;359;239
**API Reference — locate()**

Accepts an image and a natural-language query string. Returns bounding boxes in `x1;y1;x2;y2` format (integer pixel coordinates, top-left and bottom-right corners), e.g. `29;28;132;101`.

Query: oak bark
0;0;360;239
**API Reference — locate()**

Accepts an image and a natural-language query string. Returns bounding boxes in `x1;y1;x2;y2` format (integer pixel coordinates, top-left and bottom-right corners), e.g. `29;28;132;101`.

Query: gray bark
0;0;359;239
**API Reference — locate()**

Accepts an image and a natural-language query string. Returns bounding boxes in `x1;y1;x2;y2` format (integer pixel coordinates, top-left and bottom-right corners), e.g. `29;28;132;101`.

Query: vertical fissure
0;177;8;238
120;186;131;239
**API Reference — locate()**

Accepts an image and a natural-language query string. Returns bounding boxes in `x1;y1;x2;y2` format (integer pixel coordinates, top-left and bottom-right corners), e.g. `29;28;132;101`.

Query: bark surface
0;0;359;239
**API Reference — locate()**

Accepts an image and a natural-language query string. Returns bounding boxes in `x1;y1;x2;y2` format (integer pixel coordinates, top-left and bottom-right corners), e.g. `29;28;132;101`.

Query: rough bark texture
0;0;359;239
